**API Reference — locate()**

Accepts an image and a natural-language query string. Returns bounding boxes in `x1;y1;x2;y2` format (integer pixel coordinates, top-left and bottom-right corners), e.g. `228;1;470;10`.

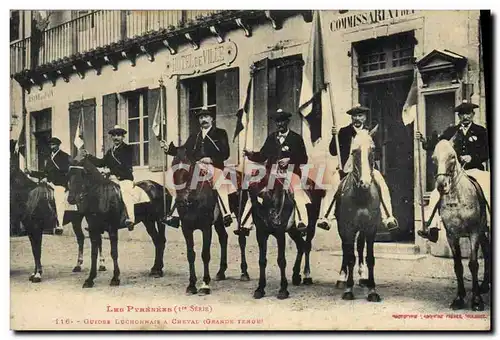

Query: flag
74;110;84;149
233;76;253;143
402;68;418;126
152;88;166;141
298;10;328;144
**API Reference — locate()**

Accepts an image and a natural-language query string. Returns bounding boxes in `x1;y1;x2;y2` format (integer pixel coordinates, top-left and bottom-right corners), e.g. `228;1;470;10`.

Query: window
356;32;415;78
30;108;52;171
126;91;149;166
10;11;20;42
187;74;216;136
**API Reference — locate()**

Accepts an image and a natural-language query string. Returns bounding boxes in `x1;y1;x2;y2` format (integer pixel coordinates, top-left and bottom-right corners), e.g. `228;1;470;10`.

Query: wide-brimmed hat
271;109;292;121
108;125;127;135
47;137;62;145
194;107;215;118
454;100;479;114
346;104;370;116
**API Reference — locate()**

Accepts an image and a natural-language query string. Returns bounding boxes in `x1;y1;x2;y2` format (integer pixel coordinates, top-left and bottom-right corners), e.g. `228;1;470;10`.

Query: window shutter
252;58;270;150
215;67;240;165
69;98;96;158
102;93;118;154
148;87;163;171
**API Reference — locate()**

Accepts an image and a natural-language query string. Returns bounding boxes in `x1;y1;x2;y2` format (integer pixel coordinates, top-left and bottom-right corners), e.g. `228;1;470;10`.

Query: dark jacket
184;127;230;169
247;129;308;175
44;149;71;187
425;123;489;170
329;124;380;169
87;143;134;181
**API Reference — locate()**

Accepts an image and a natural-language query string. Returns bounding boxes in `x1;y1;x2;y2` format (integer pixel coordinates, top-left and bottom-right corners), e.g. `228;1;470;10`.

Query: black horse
67;158;171;288
248;172;321;300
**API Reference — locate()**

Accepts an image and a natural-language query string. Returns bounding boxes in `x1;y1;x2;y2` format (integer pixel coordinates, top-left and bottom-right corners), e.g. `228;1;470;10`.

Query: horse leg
98;235;107;272
254;230;268;299
336;238;348;289
303;235;313;285
447;235;466;310
83;228;99;288
28;226;43;283
341;241;356;300
144;218;164;277
109;231;120;286
156;220;167;276
357;232;368;286
276;232;290;300
238;233;250;281
479;231;491;294
469;233;484;311
199;226;213;295
182;228;197;295
288;228;304;286
365;234;381;302
72;217;85;273
213;217;228;281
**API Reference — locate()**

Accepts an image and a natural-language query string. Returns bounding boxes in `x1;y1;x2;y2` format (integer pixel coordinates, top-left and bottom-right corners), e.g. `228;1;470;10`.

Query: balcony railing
10;10;224;75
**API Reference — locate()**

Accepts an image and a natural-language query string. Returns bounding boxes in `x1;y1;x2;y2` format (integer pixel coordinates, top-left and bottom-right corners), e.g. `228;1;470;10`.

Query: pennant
74;110;84;149
233;76;253;143
402;68;419;126
298;10;327;144
152;88;166;141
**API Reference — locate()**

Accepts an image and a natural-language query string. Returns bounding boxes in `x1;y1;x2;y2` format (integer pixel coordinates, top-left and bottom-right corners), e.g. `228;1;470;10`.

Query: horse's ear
369;124;379;137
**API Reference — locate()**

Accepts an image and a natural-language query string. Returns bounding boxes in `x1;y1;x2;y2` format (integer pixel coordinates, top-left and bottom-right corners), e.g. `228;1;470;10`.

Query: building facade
10;10;488;251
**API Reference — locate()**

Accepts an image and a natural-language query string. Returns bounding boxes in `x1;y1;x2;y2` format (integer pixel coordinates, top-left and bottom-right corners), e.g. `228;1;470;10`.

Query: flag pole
412;64;426;232
159;77;167;217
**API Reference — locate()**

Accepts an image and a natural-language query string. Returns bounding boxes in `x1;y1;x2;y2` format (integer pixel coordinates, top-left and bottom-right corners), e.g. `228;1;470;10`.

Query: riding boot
161;199;180;228
233;197;253;236
373;170;398;231
217;192;236;228
417;189;440;243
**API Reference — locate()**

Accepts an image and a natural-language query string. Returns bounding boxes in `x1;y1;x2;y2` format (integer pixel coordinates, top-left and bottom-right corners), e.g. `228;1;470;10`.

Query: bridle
350;146;375;188
434;157;466;192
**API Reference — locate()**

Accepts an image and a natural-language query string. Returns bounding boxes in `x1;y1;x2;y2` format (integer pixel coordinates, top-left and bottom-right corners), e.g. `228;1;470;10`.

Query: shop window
356;32;415;79
126;90;149;167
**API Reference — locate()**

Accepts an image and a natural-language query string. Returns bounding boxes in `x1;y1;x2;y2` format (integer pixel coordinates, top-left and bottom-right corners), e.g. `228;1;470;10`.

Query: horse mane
351;129;375;150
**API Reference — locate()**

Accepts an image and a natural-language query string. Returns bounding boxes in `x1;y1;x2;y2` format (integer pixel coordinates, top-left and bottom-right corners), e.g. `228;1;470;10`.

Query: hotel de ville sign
164;40;238;78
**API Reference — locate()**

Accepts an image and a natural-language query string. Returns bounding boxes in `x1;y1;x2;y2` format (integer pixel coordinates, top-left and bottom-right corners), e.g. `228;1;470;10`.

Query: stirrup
162;216;180;228
223;214;234;228
417;227;440;243
316;218;331;231
383;216;399;232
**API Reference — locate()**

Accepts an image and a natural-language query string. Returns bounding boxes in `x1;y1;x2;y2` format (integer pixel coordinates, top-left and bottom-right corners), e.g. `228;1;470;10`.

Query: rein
435;162;466;193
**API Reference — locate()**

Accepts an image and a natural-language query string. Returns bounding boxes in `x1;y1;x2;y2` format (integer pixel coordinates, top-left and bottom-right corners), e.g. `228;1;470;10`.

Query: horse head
433;139;460;194
67;158;106;206
350;126;377;190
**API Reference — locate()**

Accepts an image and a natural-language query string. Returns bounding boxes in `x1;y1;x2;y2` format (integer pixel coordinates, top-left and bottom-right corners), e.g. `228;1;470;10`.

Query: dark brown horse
432;140;490;311
335;127;382;302
67;158;172;288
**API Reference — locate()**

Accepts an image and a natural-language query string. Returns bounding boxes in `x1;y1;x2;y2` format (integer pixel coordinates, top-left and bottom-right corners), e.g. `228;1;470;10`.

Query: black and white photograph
8;9;492;331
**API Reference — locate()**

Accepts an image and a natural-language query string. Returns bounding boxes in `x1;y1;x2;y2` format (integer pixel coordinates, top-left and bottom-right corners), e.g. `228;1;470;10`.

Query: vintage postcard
9;9;491;331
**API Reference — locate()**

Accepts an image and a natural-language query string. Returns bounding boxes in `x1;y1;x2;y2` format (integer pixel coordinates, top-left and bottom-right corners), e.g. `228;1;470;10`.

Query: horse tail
24;184;57;223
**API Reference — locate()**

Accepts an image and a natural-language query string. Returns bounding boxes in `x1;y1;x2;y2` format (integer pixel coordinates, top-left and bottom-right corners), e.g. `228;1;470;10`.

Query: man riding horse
416;100;490;242
27;137;71;234
160;108;239;231
319;104;398;231
81;125;135;231
243;109;310;232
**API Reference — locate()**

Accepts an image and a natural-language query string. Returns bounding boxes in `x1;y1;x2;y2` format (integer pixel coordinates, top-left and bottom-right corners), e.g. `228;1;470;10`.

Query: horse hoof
480;282;490;294
471;296;485;311
292;274;302;286
72;265;82;273
215;272;226;281
342;291;355;300
149;269;164;278
450;297;466;310
28;274;35;282
98;265;107;272
240;273;250;281
186;286;198;295
336;280;346;289
31;276;42;283
277;290;290;300
367;292;381;302
358;279;369;287
253;289;265;299
82;280;94;288
303;277;313;285
110;278;120;286
199;288;211;295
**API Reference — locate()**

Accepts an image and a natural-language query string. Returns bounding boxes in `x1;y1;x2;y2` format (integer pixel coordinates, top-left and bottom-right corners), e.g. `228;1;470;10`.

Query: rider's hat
108;125;127;136
47;137;62;145
194;107;215;118
346;104;370;116
454;100;479;114
271;109;292;122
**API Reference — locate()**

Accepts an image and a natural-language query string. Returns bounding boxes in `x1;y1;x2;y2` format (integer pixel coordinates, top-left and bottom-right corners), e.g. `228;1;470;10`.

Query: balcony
10;10;228;75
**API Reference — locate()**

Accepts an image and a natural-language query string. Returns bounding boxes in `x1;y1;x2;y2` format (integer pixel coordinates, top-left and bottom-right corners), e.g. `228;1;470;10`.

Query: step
329;250;427;261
